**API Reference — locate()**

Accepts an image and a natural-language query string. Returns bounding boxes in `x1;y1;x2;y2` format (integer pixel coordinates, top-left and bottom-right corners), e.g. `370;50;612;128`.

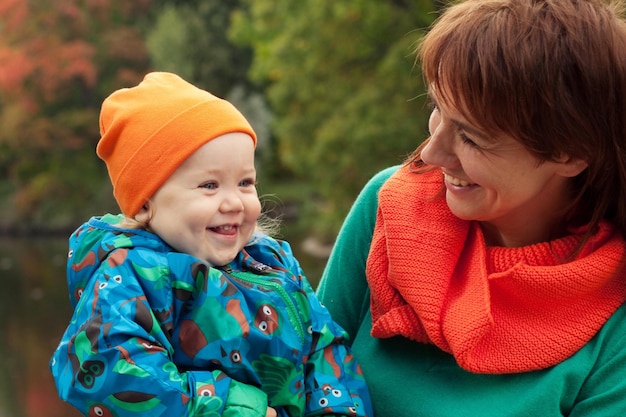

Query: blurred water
0;231;326;417
0;236;81;417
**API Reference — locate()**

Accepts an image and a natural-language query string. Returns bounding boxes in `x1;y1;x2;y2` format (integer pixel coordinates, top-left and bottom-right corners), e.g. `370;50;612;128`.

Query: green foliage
146;0;278;183
146;5;193;80
231;0;438;241
147;0;254;97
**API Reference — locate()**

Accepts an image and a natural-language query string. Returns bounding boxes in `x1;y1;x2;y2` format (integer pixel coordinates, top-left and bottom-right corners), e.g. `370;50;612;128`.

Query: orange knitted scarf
366;164;626;374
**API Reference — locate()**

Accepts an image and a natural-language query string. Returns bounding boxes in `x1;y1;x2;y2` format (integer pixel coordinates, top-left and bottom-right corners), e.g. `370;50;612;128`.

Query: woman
317;0;626;415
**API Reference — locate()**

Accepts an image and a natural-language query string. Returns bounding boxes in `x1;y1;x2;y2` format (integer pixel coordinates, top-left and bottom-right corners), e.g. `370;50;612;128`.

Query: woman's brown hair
410;0;626;240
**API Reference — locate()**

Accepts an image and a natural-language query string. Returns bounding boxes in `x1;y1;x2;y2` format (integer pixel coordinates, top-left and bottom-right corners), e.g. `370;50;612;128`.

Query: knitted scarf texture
366;164;626;374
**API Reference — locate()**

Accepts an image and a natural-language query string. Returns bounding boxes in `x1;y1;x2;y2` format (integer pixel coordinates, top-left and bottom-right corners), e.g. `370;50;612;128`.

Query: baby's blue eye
239;179;256;187
201;182;217;190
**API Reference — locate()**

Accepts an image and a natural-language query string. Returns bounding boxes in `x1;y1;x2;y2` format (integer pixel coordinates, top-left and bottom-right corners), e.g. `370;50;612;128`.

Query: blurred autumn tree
0;0;439;245
0;0;154;232
230;0;438;241
0;0;274;234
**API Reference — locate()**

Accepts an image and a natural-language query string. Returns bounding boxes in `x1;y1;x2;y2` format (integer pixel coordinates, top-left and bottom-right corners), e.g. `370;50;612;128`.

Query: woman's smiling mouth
444;172;473;187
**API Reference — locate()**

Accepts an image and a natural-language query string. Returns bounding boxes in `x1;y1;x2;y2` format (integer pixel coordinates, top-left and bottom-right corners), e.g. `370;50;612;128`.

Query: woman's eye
460;132;478;147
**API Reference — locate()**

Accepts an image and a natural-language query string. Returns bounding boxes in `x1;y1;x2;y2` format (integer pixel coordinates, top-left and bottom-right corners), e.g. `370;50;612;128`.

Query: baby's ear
134;204;151;224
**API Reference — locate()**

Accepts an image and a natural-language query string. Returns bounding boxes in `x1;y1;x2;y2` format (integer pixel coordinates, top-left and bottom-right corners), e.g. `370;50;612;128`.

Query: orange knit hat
97;72;257;217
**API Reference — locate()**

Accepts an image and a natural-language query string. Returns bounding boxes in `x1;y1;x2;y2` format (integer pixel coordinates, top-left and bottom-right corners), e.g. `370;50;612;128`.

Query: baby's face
144;132;260;266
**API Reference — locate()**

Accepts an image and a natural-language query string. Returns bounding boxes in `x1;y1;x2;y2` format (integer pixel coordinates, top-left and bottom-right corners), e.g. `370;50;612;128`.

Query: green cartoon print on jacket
50;214;372;417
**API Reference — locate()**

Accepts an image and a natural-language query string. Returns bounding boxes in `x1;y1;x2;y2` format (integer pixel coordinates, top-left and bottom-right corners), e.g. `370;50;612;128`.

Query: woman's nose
421;113;457;168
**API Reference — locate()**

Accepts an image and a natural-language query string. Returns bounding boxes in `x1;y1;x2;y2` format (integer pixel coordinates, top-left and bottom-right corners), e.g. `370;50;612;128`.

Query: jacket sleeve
269;236;373;417
299;274;373;417
50;256;268;417
317;166;398;340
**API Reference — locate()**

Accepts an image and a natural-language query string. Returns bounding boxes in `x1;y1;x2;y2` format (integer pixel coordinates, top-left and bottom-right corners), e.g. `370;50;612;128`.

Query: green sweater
317;166;626;417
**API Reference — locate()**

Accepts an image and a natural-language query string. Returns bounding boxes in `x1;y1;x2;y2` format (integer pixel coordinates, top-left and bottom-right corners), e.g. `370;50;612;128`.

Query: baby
50;72;372;417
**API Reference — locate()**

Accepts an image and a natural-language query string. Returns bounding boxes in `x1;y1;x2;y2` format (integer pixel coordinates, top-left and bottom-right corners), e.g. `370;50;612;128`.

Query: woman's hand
266;406;277;417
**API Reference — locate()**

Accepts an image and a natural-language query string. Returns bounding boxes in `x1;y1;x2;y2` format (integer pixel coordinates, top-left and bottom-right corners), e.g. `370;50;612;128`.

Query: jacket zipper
227;269;306;344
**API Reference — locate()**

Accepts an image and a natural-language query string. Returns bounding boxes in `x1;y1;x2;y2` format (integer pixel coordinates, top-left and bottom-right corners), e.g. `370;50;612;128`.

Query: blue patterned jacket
50;214;372;417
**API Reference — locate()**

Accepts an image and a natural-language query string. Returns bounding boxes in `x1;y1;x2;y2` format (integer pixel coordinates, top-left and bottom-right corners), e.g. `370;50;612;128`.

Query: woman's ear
556;155;588;178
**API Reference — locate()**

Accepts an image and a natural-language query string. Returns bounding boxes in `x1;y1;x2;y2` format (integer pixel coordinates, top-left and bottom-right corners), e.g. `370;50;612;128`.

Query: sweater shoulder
347;165;401;221
364;166;400;195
